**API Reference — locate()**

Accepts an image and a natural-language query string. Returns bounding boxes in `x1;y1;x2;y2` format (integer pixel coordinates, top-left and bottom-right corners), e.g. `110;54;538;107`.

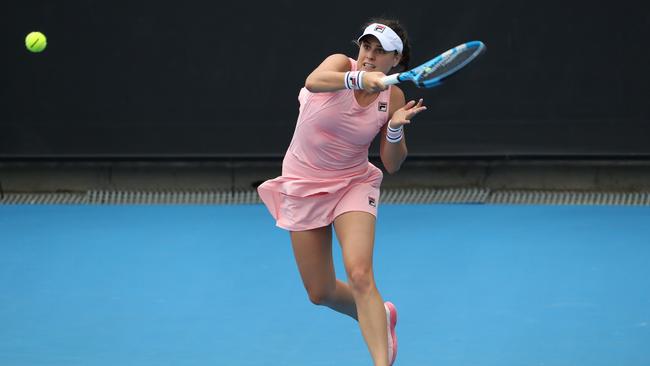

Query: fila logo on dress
378;102;387;112
368;196;376;207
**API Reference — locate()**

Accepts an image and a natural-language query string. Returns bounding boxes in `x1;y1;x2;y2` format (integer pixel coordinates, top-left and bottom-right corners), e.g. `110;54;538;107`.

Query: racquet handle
381;73;401;86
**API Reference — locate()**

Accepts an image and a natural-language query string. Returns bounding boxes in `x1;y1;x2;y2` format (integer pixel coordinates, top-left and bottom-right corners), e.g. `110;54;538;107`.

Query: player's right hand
362;72;389;93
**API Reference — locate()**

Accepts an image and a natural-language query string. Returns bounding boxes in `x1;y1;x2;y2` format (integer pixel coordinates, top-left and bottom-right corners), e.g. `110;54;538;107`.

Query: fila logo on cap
358;23;403;53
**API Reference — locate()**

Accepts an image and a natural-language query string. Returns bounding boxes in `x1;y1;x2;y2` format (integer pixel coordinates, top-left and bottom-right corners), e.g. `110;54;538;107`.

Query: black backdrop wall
1;1;648;158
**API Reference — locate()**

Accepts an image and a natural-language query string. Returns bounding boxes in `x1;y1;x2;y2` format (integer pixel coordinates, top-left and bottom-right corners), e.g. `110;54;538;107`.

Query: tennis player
258;19;426;366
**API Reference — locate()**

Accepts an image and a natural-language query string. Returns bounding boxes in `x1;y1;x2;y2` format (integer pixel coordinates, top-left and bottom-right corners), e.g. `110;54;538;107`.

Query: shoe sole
385;301;398;365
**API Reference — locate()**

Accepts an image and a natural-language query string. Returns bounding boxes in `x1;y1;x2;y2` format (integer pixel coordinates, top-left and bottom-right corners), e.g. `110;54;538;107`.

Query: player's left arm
379;86;427;174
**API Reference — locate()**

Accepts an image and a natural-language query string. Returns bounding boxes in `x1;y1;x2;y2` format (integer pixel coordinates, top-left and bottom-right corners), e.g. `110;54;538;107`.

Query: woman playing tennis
258;19;426;366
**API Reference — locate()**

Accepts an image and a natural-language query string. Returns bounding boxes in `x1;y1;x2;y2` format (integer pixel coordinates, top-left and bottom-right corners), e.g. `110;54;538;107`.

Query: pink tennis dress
257;58;391;231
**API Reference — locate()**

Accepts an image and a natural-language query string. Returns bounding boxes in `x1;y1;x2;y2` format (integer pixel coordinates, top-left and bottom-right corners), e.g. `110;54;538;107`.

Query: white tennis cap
357;23;403;53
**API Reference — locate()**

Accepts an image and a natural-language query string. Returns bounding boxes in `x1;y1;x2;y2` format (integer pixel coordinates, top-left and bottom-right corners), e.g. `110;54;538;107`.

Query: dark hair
358;18;411;73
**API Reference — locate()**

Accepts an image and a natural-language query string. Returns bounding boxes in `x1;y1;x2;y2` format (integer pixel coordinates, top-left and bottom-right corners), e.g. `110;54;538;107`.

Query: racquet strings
420;46;482;81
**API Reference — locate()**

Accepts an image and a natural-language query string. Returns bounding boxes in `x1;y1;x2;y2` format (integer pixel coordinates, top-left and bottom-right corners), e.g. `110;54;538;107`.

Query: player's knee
306;286;332;306
347;266;374;295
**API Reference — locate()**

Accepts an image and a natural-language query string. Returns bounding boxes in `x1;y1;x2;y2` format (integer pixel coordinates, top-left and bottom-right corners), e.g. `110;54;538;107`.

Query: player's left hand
389;99;427;128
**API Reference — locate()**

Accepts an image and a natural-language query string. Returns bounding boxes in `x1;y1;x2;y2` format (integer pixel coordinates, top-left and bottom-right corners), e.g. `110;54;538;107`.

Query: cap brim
357;33;399;52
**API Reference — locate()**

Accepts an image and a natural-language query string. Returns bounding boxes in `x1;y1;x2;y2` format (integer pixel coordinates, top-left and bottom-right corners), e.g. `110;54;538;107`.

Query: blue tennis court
1;203;649;365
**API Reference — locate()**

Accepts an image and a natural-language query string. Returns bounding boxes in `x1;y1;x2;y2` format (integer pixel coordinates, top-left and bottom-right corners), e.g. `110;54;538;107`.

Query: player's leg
290;225;357;319
334;211;389;366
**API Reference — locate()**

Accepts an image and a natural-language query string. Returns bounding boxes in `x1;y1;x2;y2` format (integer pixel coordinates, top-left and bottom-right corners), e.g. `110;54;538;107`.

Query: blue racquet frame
382;40;486;88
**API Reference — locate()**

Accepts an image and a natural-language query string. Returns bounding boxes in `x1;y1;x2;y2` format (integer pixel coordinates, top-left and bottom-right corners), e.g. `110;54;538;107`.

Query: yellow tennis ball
25;31;47;53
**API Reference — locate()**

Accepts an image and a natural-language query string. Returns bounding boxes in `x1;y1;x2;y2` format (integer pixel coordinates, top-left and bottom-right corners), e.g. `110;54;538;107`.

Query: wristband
343;71;365;90
386;122;403;143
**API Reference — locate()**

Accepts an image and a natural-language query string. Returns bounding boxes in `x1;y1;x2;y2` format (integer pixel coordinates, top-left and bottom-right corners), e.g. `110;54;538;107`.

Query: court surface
1;204;649;366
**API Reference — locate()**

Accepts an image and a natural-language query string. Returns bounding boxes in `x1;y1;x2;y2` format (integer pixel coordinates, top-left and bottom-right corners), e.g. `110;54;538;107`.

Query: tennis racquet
381;40;486;88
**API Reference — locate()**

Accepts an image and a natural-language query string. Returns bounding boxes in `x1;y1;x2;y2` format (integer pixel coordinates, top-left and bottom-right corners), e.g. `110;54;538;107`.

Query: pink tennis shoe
384;301;398;365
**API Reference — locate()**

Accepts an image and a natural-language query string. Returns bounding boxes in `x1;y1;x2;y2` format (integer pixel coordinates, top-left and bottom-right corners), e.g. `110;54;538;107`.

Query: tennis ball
25;31;47;53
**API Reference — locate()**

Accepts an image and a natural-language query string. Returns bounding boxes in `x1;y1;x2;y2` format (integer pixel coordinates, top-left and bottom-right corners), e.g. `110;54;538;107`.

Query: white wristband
344;71;365;90
358;71;365;89
386;122;403;143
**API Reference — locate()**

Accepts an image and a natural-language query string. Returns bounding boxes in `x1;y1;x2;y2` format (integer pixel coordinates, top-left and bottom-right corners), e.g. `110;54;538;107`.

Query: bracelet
386;122;403;143
344;71;365;90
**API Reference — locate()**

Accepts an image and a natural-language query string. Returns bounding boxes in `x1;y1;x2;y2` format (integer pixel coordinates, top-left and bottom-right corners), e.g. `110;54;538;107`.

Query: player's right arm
304;54;386;93
304;54;351;93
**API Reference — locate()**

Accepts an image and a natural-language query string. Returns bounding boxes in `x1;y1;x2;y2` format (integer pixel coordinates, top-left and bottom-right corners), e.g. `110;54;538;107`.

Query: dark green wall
2;1;648;158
